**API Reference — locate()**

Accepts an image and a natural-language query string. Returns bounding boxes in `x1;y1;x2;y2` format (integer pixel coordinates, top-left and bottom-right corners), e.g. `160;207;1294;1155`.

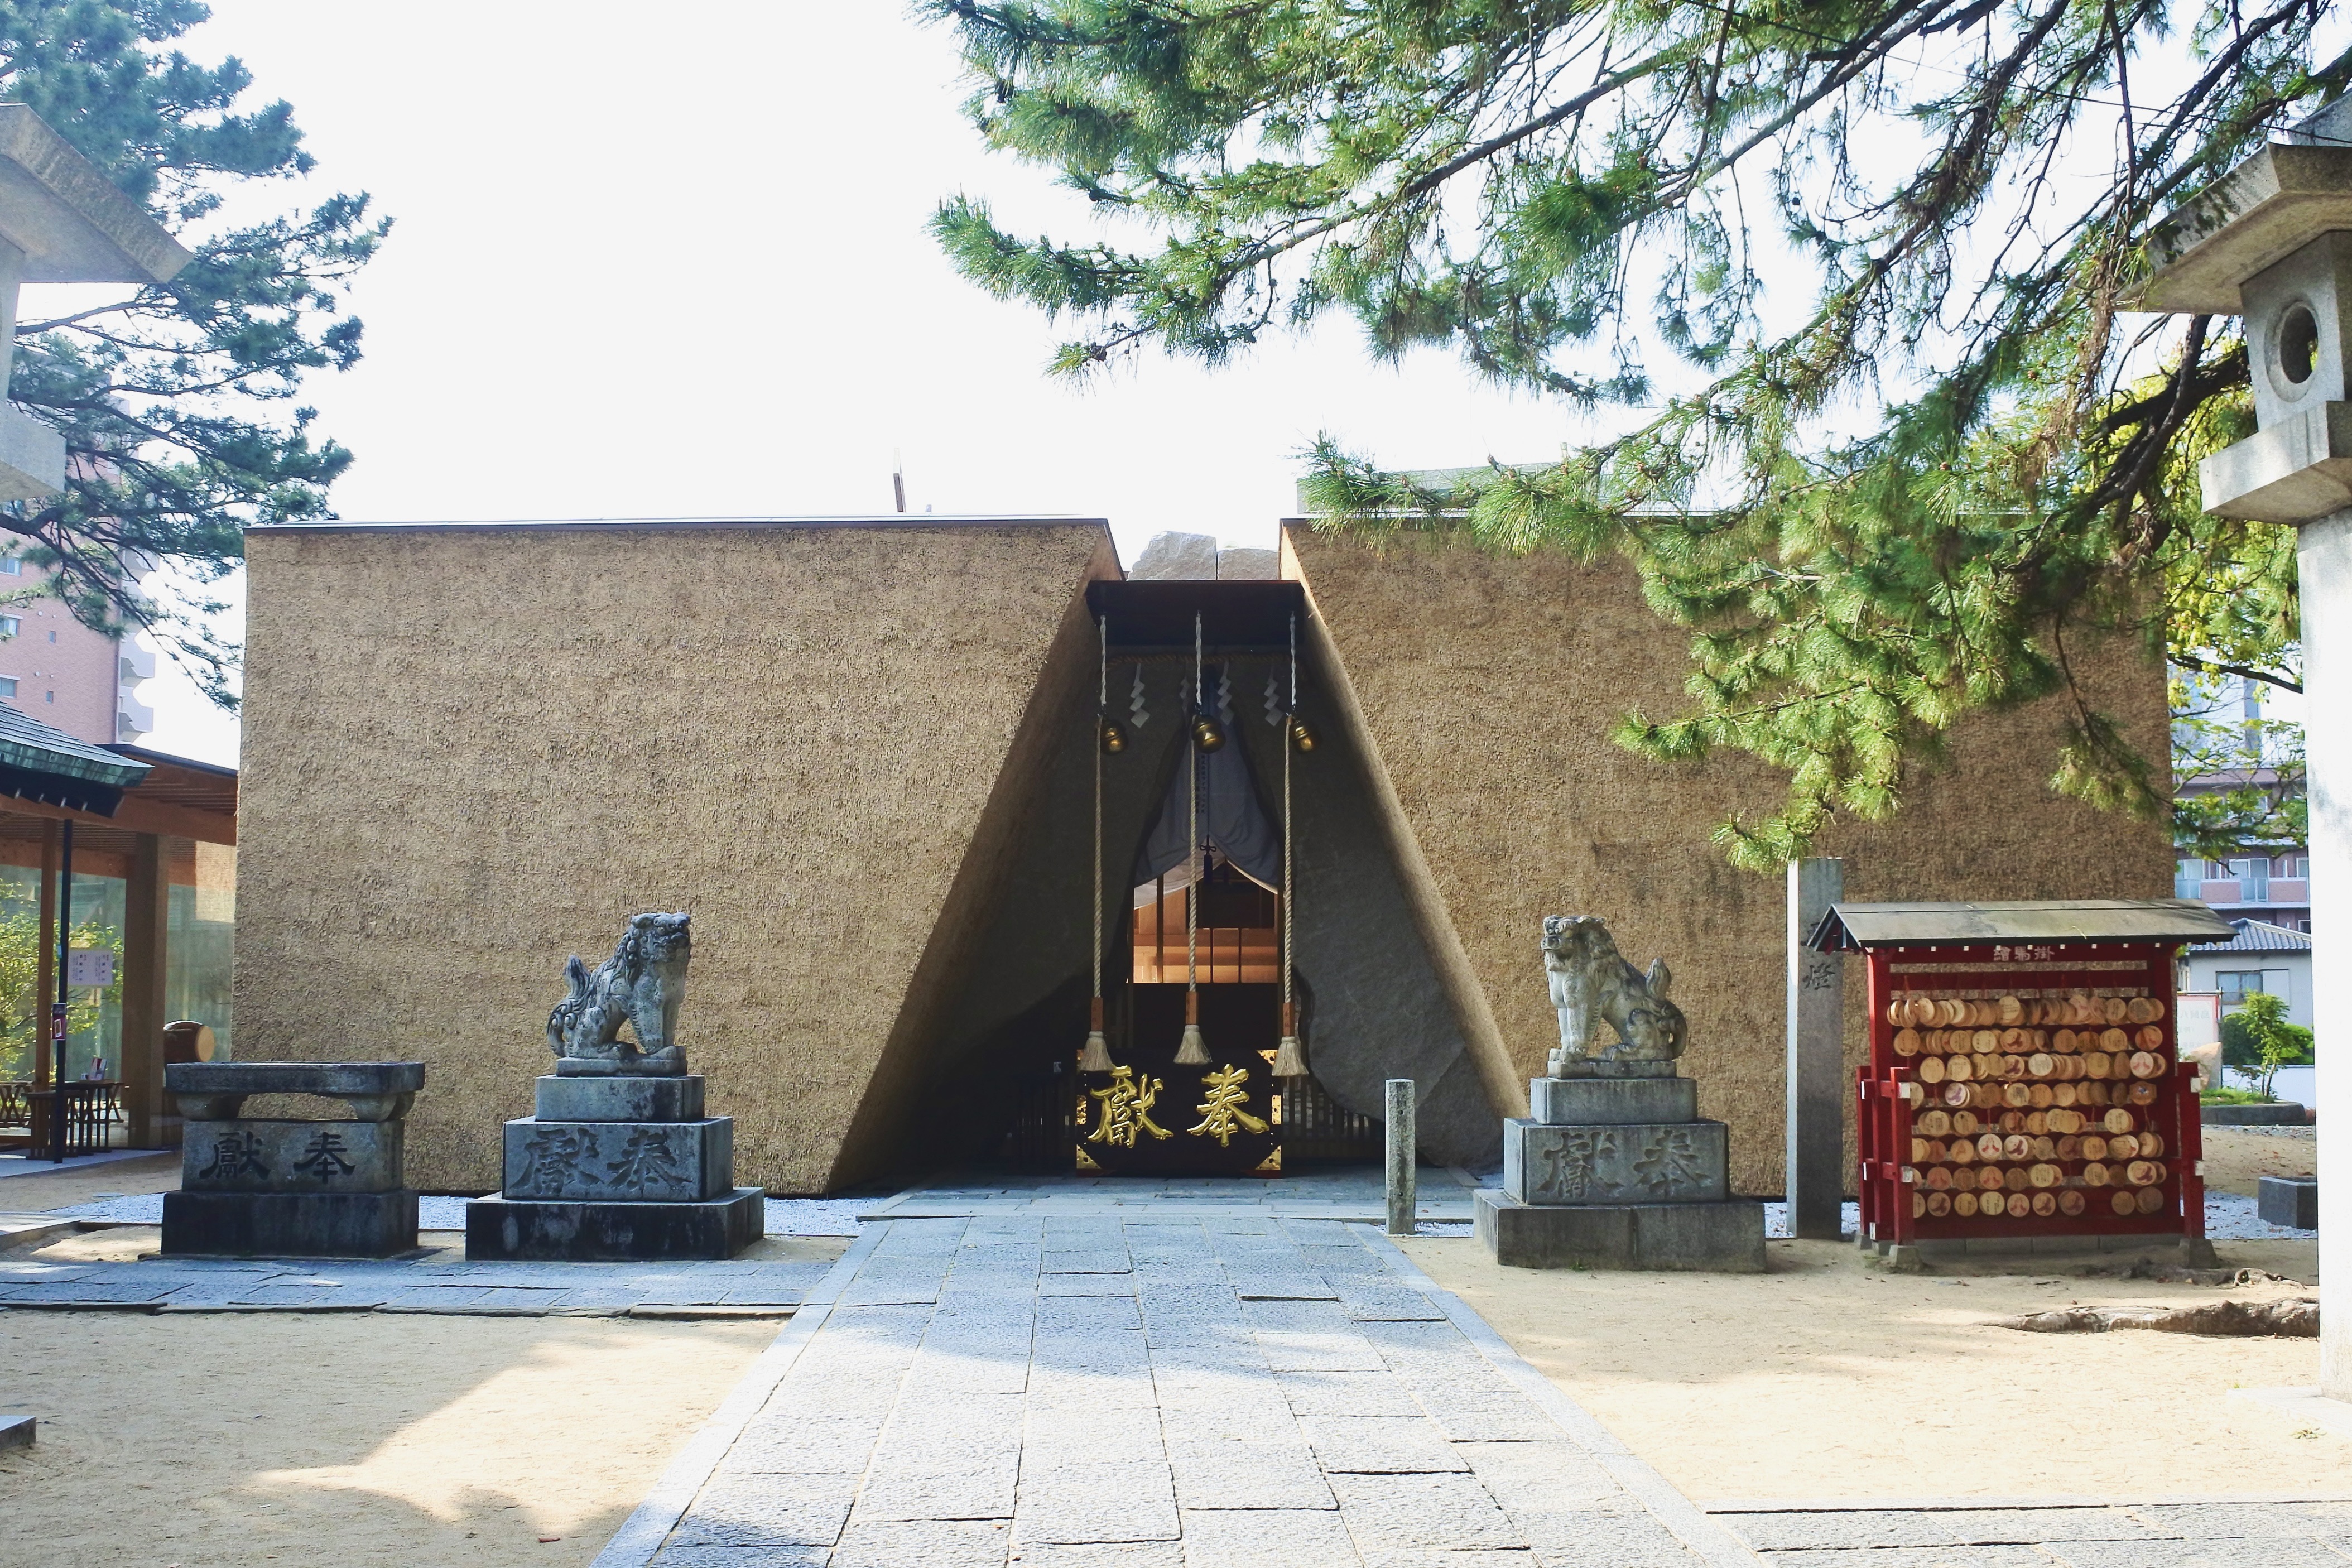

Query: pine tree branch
2170;653;2302;694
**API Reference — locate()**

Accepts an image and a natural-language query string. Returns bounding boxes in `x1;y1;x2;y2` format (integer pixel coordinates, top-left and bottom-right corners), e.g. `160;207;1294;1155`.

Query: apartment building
0;552;153;747
2174;848;2313;932
2172;672;2311;933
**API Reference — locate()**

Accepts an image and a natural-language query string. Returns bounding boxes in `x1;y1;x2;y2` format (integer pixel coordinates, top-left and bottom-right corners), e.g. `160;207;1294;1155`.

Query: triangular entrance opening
830;579;1506;1187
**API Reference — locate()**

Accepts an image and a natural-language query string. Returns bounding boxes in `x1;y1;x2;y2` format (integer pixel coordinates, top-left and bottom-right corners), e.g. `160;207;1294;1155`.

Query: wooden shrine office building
0;705;237;1157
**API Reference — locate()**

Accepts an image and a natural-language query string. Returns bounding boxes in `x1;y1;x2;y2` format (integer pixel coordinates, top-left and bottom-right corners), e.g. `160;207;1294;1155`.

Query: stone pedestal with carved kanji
161;1061;424;1257
464;1074;763;1261
1476;1065;1766;1271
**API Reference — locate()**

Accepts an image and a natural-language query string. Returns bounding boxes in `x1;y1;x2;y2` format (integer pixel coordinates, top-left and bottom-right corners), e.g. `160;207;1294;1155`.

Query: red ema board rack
1809;900;2238;1254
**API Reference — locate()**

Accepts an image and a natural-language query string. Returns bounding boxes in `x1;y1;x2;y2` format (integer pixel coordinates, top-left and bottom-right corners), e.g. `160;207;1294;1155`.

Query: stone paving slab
1719;1501;2352;1566
0;1278;175;1304
0;1247;829;1315
605;1209;1755;1568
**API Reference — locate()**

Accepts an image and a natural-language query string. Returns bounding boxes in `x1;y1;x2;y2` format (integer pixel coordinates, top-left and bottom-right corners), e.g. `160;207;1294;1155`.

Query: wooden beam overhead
0;786;234;845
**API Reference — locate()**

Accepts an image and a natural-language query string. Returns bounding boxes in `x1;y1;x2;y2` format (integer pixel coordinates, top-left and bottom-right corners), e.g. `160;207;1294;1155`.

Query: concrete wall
237;520;1116;1192
1285;525;2175;1196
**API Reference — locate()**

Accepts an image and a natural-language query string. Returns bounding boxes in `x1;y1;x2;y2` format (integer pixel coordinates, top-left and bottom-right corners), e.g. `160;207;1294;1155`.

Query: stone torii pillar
2134;97;2352;1399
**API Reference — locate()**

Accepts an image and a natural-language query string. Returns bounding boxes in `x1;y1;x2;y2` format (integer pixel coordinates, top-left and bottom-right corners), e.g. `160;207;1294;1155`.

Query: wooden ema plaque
1854;942;2204;1249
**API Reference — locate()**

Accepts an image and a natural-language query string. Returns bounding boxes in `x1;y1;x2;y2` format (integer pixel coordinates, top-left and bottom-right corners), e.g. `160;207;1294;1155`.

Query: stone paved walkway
598;1210;1757;1567
1714;1499;2352;1566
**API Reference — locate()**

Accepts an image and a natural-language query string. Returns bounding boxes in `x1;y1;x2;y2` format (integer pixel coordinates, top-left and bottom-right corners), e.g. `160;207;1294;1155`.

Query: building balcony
2198;876;2311;907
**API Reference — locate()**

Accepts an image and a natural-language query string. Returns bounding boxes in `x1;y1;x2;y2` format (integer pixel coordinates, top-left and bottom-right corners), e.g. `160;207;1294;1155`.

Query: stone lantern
0;105;191;499
2136;95;2351;1402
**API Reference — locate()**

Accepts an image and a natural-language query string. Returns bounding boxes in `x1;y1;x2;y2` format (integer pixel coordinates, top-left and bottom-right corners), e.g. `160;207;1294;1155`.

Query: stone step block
2259;1175;2319;1229
501;1117;733;1202
182;1119;404;1194
161;1189;420;1258
1474;1190;1764;1272
532;1072;704;1123
1500;1117;1728;1205
1527;1074;1697;1126
464;1187;764;1261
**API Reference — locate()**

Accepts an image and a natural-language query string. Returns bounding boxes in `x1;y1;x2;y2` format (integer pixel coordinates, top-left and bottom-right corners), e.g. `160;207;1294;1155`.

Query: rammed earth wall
1283;523;2174;1196
237;521;1117;1193
237;517;2168;1197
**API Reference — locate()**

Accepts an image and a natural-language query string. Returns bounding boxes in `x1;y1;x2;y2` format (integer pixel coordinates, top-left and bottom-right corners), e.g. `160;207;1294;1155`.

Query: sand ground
1404;1230;2332;1504
2202;1126;2320;1196
0;1224;850;1567
0;1302;783;1566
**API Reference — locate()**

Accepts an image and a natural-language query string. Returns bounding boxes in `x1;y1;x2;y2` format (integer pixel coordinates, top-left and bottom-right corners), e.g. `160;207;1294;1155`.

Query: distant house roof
2190;918;2315;954
1810;898;2238;952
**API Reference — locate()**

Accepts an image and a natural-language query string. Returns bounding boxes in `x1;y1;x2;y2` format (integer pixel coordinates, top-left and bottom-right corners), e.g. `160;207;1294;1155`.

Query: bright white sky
96;2;2343;768
119;1;1588;765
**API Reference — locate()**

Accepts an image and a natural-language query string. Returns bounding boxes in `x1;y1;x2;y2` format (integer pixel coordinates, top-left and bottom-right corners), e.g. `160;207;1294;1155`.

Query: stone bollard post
1386;1078;1417;1235
1786;857;1846;1240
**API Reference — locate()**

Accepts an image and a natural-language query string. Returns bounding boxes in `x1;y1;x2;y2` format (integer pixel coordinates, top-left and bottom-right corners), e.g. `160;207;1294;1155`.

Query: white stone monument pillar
2304;518;2351;1394
1786;858;1846;1240
2134;97;2352;1397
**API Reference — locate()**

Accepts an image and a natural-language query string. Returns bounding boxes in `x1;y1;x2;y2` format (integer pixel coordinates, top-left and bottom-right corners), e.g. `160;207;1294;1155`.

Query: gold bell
1191;714;1226;752
1288;718;1316;753
1100;719;1128;755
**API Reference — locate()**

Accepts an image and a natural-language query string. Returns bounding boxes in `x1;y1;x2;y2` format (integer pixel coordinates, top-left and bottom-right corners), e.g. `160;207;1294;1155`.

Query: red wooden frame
1854;940;2204;1249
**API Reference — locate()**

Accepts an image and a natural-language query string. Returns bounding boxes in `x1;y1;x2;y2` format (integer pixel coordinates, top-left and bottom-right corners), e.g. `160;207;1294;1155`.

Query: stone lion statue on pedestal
1542;915;1687;1075
547;911;692;1075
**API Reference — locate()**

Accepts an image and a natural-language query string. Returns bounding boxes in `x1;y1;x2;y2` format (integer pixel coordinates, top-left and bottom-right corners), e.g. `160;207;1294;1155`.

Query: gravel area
2204;1190;2317;1240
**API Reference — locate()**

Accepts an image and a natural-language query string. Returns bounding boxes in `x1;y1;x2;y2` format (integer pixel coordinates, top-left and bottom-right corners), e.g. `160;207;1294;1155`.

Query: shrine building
232;516;2173;1195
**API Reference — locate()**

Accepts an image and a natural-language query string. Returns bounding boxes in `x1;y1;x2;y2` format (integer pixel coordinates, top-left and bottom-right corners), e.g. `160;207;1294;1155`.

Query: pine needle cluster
922;0;2330;866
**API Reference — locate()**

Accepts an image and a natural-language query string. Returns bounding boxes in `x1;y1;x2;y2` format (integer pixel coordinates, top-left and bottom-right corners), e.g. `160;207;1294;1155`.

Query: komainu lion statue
1542;915;1687;1074
547;912;692;1075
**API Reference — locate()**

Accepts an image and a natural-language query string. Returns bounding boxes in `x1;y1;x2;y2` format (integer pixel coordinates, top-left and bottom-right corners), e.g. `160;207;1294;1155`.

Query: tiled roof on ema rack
1809;898;2238;952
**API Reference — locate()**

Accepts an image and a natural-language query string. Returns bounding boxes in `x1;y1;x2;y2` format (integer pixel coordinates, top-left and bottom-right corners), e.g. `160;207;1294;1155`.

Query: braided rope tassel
1273;611;1307;1078
1175;612;1210;1066
1080;612;1115;1074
